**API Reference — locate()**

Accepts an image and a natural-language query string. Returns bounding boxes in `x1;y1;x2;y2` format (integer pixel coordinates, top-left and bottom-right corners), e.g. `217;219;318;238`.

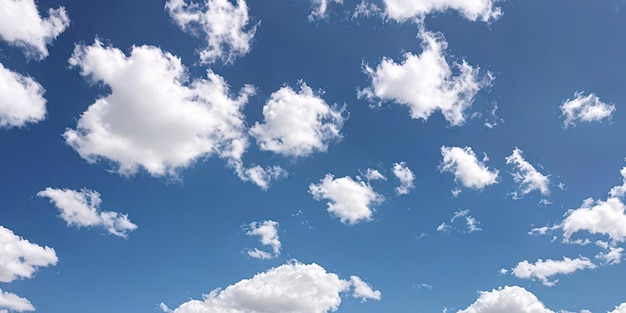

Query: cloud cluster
457;286;554;313
37;188;137;238
245;220;281;259
392;162;415;195
560;92;615;127
0;64;46;128
512;257;596;287
0;289;34;312
438;209;482;233
440;146;498;190
381;0;502;23
506;147;550;199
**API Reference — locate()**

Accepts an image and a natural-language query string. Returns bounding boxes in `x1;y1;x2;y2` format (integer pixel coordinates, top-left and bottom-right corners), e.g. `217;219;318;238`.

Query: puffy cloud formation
0;226;57;283
160;261;380;313
392;162;415;195
165;0;256;64
562;197;626;242
0;63;46;128
457;286;554;313
610;303;626;313
512;257;596;287
0;289;34;312
359;27;492;126
250;82;345;157
309;0;343;20
560;92;615;127
505;147;550;199
37;188;137;238
0;0;69;59
381;0;502;22
309;174;384;225
440;146;498;190
245;220;281;259
363;168;386;181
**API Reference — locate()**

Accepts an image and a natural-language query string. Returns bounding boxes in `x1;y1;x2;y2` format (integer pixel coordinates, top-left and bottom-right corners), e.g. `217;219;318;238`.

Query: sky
1;0;626;312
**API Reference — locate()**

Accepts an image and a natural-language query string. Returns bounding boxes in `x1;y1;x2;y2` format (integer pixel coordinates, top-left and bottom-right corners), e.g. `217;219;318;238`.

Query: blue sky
1;0;626;312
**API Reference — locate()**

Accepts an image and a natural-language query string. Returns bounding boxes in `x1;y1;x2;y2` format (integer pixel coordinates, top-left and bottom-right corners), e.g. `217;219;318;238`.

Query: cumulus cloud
250;82;345;157
359;27;492;126
506;147;550;199
511;257;596;287
392;162;415;195
440;146;498;190
165;0;257;64
562;197;626;243
309;0;343;20
309;174;384;225
161;261;380;313
0;63;46;128
363;168;386;181
245;220;281;259
561;92;615;127
0;0;69;59
37;188;137;238
0;289;34;312
381;0;502;23
457;286;554;313
0;226;57;283
610;303;626;313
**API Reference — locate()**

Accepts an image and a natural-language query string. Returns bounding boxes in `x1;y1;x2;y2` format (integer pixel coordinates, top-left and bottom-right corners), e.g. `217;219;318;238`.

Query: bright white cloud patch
457;286;554;313
165;0;256;64
364;168;386;181
0;63;46;128
440;146;498;190
309;174;384;225
309;0;343;20
381;0;502;22
562;197;626;242
0;0;69;59
512;257;596;287
37;188;137;238
611;303;626;313
250;82;345;157
392;162;415;195
560;92;615;127
245;220;281;259
596;246;623;265
360;27;492;126
506;147;550;199
0;226;57;283
0;289;34;312
161;261;380;313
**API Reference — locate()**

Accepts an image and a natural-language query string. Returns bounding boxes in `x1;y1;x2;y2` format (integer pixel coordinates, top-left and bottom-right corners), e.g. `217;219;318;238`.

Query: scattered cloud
610;303;626;313
37;188;137;238
165;0;257;64
0;63;46;128
561;92;615;127
511;257;596;287
392;162;415;195
0;226;57;283
380;0;502;23
596;246;623;265
0;0;70;59
160;261;380;313
562;197;626;243
363;168;386;181
457;286;554;313
440;146;498;190
439;209;482;233
309;174;384;225
250;82;345;158
0;289;34;312
309;0;343;20
359;27;492;126
352;1;382;20
245;220;281;259
506;147;550;199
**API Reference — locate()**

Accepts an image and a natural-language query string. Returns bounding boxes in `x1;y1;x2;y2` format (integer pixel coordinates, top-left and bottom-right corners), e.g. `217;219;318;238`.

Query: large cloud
511;257;596;287
0;289;34;312
359;27;492;126
0;0;69;59
457;286;554;313
560;92;615;128
610;303;626;313
0;63;46;128
160;261;380;313
381;0;502;23
0;226;57;283
165;0;256;64
505;147;550;199
440;146;498;190
37;188;137;238
245;220;281;259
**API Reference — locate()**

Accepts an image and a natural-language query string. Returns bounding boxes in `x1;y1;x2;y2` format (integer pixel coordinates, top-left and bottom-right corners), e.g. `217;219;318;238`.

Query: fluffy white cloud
309;174;384;225
457;286;554;313
0;226;57;283
392;162;415;195
560;92;615;127
37;188;137;238
381;0;502;22
440;146;498;190
250;82;345;157
610;303;626;313
359;27;492;126
512;257;596;287
0;0;69;59
0;63;46;128
161;261;380;313
165;0;256;64
309;0;343;20
505;147;550;199
0;289;34;312
609;167;626;198
562;197;626;242
363;168;386;181
596;246;623;265
246;220;281;259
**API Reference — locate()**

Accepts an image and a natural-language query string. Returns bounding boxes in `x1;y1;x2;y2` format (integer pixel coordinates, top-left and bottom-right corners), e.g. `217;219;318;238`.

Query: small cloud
560;92;615;127
245;220;281;259
440;146;499;190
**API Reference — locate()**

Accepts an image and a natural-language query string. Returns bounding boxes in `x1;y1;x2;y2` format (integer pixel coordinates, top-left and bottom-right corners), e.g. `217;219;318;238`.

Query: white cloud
445;209;482;233
596;246;623;265
561;92;615;127
352;1;382;20
165;0;257;64
0;226;57;283
506;147;550;199
162;261;380;313
610;303;626;313
0;0;69;59
37;188;137;238
309;0;343;20
0;63;46;128
0;289;34;312
359;27;492;126
309;174;384;225
246;220;281;259
381;0;502;23
457;286;554;313
250;82;345;157
440;146;499;190
511;257;596;287
436;222;451;232
609;167;626;198
363;168;386;181
465;216;482;233
562;197;626;242
350;276;382;302
392;162;415;195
